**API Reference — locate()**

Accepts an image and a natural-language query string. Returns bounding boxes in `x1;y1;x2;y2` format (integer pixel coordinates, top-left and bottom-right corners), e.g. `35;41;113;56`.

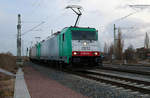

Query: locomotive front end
70;28;102;66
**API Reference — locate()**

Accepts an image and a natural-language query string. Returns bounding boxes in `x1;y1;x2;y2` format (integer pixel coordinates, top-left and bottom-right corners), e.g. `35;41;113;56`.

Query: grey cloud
103;17;149;48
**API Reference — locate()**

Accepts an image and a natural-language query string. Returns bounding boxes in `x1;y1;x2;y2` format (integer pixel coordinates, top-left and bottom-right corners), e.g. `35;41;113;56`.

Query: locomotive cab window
71;30;97;40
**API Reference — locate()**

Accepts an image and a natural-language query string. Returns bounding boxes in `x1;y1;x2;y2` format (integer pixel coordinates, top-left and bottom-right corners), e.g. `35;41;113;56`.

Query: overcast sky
1;0;150;55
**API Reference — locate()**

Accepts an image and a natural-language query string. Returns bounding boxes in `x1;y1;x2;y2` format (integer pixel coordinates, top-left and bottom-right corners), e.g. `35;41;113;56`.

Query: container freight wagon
29;26;103;66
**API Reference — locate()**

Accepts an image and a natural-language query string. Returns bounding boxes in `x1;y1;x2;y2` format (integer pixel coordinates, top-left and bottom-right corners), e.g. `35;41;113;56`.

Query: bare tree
124;44;136;61
108;44;114;56
108;44;114;61
116;28;124;60
104;42;108;54
144;32;149;49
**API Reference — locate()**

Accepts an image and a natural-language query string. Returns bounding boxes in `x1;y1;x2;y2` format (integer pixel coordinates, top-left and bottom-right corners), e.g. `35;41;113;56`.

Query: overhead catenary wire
116;11;138;22
117;4;150;40
114;3;143;23
21;21;45;36
129;5;150;9
22;21;44;23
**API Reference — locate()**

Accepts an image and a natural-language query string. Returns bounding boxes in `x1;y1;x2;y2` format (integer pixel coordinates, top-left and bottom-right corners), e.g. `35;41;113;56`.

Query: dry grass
0;52;17;98
0;78;14;98
0;73;15;98
0;52;18;74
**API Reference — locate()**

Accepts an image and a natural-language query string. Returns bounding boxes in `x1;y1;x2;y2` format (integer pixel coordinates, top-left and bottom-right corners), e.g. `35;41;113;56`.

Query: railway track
100;67;150;76
104;63;150;68
64;68;150;94
31;62;150;94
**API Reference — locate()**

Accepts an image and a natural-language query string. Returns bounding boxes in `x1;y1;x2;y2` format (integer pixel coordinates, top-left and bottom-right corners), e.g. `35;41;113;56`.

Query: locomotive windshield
71;30;97;40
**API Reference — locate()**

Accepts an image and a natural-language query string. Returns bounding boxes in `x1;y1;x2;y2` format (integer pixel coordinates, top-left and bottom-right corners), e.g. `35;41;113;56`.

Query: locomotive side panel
58;28;72;63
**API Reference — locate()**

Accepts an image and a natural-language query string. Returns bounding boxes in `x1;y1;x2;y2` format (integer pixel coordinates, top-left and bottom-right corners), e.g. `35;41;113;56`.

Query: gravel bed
28;62;150;98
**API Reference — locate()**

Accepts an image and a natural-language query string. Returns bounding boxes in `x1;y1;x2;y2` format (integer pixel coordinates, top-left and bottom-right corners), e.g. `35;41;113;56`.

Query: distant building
136;47;150;59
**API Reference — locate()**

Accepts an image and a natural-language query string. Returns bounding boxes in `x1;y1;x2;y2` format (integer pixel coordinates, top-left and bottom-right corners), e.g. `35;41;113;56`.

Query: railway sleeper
84;70;150;86
75;72;150;94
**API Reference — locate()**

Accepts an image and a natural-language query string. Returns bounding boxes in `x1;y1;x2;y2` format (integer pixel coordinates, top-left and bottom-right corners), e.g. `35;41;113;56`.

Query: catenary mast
17;14;22;62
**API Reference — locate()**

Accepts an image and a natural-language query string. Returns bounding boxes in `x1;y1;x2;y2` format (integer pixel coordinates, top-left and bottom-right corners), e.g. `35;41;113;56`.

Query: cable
22;21;44;23
22;21;45;36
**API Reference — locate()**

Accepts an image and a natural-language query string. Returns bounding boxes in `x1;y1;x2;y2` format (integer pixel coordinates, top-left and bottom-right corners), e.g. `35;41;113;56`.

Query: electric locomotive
29;5;103;67
29;26;102;66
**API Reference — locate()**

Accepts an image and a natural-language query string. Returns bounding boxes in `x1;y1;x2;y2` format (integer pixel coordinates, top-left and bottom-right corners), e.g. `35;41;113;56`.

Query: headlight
83;42;87;46
94;52;98;55
74;52;77;55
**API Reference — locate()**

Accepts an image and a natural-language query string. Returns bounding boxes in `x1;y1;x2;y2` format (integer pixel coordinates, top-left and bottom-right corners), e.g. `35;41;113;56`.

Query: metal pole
26;48;28;57
113;24;116;59
17;14;22;62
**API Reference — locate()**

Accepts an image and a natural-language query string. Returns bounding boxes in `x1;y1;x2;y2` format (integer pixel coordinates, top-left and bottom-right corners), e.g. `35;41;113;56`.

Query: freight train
29;5;103;67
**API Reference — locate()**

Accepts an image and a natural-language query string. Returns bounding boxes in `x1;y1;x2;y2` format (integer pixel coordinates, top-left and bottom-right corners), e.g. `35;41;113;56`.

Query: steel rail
82;70;150;86
101;67;150;76
64;69;150;94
